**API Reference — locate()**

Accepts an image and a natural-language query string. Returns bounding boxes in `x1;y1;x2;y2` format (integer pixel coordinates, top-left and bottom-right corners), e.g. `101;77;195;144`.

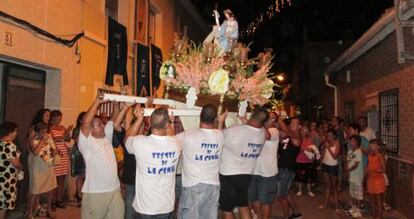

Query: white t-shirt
126;134;181;215
253;128;279;177
79;121;120;193
219;125;266;175
360;128;376;141
176;129;224;187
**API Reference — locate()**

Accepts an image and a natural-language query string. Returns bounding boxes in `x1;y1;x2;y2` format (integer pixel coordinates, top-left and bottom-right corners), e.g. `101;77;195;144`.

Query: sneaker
351;209;362;218
345;206;356;216
383;203;391;211
289;212;302;219
296;191;302;196
308;192;315;197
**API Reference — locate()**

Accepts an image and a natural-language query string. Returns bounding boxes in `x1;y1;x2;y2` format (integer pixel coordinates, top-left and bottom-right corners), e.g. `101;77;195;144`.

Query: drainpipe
324;73;338;116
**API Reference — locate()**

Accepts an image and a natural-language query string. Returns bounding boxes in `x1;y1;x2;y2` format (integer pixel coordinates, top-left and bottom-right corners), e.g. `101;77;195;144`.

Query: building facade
323;7;414;218
292;40;350;121
0;0;206;144
0;0;206;204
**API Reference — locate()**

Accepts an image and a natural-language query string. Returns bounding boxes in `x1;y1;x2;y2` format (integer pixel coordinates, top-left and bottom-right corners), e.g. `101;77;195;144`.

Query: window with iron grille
345;102;355;124
97;89;120;117
379;88;399;154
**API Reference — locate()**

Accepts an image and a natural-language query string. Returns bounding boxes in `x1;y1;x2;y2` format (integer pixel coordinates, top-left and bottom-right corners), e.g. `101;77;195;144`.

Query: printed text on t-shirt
240;143;263;158
195;143;220;161
148;151;177;175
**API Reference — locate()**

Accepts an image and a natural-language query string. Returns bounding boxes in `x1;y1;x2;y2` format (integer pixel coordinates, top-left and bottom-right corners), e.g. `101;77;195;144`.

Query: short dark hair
349;123;360;132
150;107;170;129
250;107;269;125
0;122;17;138
33;122;48;134
50;110;62;124
334;116;343;123
76;112;86;128
350;135;361;146
200;104;217;124
326;128;338;138
359;116;367;121
369;138;381;145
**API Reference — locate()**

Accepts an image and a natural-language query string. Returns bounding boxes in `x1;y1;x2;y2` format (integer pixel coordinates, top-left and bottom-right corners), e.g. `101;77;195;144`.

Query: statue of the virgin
204;9;239;55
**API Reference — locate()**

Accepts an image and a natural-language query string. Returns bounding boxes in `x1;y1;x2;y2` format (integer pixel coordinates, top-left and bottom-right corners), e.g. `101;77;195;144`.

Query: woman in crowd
27;122;57;219
367;139;386;219
26;108;51;216
70;112;86;207
296;126;318;197
30;109;51;128
309;121;322;147
49;110;72;209
319;129;340;211
0;122;21;219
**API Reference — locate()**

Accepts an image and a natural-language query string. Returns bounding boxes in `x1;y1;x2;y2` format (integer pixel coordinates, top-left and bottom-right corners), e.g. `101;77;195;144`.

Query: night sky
191;0;394;75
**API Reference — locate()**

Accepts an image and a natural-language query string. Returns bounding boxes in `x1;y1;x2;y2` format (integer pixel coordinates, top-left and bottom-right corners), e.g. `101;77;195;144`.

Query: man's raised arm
124;105;144;144
81;96;106;137
113;103;131;131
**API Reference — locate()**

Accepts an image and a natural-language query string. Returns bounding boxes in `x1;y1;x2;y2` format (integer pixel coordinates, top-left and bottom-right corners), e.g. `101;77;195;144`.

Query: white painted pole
103;93;176;107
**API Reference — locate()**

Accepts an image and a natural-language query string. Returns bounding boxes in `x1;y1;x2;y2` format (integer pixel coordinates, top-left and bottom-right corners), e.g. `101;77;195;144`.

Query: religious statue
185;87;198;108
204;9;239;55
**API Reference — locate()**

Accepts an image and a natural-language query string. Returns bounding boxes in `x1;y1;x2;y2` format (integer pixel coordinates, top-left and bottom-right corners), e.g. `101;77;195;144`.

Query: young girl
367;139;386;219
319;129;340;212
49;110;72;209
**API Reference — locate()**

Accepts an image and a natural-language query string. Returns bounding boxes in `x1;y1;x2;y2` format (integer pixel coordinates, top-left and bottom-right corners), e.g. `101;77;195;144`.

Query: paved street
7;185;406;219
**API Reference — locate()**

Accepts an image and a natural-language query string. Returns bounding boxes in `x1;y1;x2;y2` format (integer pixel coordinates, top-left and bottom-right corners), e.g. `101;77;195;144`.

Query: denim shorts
322;164;339;176
179;183;220;219
248;175;277;204
274;169;295;198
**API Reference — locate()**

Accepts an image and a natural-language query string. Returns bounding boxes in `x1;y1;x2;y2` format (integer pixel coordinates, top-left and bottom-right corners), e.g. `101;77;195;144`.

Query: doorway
0;61;46;151
0;61;46;207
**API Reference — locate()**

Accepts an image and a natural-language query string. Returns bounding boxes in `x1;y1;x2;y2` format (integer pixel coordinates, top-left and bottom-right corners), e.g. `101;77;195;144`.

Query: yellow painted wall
0;0;83;124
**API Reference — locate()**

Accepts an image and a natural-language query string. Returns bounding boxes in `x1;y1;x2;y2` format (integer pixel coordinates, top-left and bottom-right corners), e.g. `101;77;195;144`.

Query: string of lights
240;0;292;39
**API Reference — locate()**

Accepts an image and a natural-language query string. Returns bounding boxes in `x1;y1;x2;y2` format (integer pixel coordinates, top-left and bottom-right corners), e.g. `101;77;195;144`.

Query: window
345;102;355;124
105;0;118;19
135;0;148;44
148;8;157;45
379;89;399;154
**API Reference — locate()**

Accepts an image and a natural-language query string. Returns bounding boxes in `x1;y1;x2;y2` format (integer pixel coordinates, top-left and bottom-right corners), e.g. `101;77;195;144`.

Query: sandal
383;203;391;211
24;211;34;219
56;201;66;209
47;212;57;219
318;205;325;210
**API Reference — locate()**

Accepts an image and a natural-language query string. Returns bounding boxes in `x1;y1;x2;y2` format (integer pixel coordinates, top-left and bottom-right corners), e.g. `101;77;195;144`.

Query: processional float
104;9;280;130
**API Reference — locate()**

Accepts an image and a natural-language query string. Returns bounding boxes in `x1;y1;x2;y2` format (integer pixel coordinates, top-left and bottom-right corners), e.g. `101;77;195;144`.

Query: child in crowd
367;139;386;219
346;135;364;218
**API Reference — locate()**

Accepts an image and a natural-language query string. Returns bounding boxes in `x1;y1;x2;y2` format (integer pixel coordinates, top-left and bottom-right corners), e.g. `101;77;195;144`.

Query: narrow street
7;184;407;219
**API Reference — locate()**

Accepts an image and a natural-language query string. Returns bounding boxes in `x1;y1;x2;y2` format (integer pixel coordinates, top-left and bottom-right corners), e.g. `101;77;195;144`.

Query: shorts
349;182;363;200
81;188;124;219
248;175;277;204
179;183;220;219
274;169;295;198
322;164;339;177
295;163;317;183
219;174;252;212
134;212;173;219
175;175;182;201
